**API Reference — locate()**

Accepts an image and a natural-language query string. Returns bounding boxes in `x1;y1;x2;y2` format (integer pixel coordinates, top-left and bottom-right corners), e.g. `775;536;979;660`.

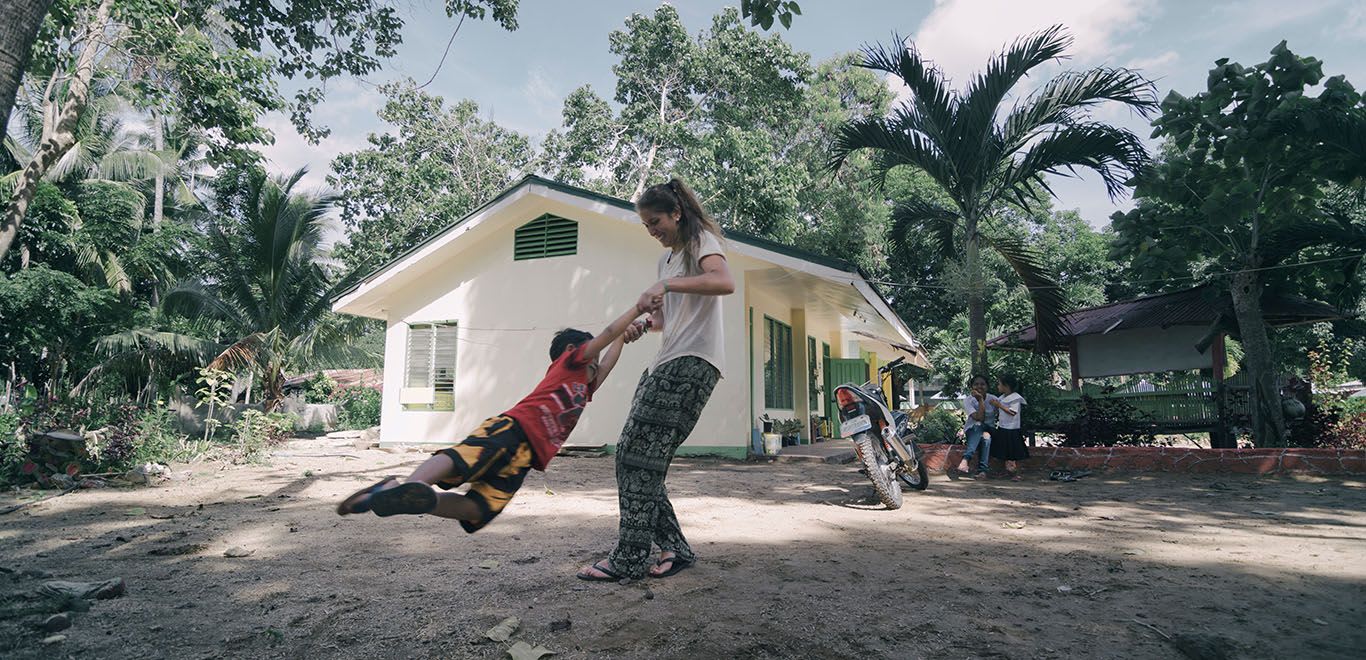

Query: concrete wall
1076;326;1213;378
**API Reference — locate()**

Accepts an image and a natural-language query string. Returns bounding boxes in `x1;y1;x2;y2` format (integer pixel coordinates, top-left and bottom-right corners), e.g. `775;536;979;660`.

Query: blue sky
263;0;1366;230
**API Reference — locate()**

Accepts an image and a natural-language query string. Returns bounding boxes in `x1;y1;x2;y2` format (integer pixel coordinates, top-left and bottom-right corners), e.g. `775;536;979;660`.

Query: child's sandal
369;482;438;517
336;476;398;515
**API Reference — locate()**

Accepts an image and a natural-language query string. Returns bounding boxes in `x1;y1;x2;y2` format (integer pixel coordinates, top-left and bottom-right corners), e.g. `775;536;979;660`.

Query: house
331;176;928;457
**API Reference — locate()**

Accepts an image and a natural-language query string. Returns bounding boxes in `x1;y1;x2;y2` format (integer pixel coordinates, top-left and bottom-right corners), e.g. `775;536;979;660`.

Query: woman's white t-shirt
962;394;998;430
653;231;726;376
997;392;1026;430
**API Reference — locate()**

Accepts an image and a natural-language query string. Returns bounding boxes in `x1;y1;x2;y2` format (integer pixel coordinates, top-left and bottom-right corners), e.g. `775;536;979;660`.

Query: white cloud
257;114;367;193
257;78;383;193
522;67;562;123
1330;3;1366;39
1201;0;1337;42
1127;50;1179;73
910;0;1160;85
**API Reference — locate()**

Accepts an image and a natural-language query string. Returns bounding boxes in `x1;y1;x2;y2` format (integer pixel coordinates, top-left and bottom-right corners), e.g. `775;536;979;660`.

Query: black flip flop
651;555;693;578
577;560;626;582
336;476;398;515
369;482;437;517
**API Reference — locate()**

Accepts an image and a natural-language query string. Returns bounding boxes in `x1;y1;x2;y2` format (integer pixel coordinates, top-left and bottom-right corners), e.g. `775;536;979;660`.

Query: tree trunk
151;111;164;226
0;0;54;148
630;80;671;202
0;0;113;263
1229;270;1286;447
965;214;988;378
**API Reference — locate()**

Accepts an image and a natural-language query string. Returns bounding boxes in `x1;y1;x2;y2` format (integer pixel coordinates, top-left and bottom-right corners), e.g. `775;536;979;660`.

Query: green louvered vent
514;214;578;261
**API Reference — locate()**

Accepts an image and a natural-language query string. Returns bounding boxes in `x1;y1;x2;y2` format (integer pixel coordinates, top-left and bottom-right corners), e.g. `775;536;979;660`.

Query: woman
577;178;734;581
958;375;993;479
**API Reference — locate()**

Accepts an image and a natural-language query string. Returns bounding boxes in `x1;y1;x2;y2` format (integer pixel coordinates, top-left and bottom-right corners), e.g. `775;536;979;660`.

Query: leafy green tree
330;80;536;275
830;25;1156;378
162;167;368;411
0;0;521;148
0;264;122;395
740;0;802;31
541;5;810;207
2;0;523;265
786;54;897;274
1110;43;1366;447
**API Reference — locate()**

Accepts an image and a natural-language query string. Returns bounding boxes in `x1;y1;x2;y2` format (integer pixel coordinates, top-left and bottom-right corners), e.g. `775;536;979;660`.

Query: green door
825;358;869;419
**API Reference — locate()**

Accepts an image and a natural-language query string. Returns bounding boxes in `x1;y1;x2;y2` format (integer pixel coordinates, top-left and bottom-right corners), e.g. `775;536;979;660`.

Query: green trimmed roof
335;174;876;303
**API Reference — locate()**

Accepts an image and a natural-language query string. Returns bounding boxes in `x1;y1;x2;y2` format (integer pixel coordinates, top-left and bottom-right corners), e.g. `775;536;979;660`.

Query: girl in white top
577;178;734;583
988;373;1029;480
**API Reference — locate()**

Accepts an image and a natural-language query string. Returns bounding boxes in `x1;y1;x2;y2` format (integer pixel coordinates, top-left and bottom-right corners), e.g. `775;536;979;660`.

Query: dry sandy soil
1;437;1364;659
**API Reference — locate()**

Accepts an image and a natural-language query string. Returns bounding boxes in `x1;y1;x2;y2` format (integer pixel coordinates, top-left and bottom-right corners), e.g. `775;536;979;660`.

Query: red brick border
920;444;1366;476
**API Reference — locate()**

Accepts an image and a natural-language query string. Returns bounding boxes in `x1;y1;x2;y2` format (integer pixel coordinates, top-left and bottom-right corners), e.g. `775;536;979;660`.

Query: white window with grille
400;322;458;411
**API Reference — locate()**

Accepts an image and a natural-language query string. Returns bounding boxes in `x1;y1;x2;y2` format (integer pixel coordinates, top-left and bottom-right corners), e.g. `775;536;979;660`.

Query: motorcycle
833;356;929;509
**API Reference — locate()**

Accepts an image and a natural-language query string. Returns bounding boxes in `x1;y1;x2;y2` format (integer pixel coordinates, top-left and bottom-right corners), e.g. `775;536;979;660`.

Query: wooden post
1212;333;1230;449
1069;338;1082;391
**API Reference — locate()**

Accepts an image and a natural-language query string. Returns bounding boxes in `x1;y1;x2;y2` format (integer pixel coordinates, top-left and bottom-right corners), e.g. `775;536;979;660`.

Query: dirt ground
2;436;1364;660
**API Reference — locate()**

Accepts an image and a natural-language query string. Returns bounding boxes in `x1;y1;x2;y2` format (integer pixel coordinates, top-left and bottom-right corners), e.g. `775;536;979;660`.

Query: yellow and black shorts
435;415;534;533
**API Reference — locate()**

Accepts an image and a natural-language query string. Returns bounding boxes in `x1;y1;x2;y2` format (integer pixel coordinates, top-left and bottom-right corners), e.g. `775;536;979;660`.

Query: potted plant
759;415;782;455
774;419;803;446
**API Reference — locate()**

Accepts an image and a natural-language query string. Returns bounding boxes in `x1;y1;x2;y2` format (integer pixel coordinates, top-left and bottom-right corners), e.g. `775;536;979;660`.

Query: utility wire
866;253;1365;292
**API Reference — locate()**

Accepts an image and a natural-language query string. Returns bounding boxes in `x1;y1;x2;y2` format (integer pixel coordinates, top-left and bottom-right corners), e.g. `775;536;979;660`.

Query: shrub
232;410;296;463
916;406;962;444
0;412;24;487
302;372;338;404
333;386;381;430
1053;392;1161;447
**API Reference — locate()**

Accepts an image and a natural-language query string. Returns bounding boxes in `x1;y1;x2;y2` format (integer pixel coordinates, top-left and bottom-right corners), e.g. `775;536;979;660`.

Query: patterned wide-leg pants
608;356;720;578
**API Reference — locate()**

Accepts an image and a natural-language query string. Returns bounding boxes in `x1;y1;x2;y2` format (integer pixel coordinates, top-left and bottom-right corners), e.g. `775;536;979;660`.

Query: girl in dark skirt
989;374;1029;480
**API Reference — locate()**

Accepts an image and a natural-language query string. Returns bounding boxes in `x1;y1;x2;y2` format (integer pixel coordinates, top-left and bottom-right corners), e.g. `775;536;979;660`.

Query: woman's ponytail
638;177;724;274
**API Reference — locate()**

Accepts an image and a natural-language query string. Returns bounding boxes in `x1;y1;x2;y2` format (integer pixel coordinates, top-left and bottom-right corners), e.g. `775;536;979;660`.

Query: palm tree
830;26;1157;376
161;167;369;411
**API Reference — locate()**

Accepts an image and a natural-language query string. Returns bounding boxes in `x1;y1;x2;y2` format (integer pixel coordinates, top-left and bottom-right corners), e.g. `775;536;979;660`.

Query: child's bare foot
336;476;398;515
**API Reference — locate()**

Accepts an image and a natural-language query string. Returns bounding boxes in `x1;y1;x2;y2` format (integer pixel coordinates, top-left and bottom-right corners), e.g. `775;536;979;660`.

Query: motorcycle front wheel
854;434;903;509
898;460;930;491
897;441;930;491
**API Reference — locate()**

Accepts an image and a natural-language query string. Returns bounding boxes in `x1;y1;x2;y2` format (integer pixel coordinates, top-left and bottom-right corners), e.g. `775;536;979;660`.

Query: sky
261;0;1366;231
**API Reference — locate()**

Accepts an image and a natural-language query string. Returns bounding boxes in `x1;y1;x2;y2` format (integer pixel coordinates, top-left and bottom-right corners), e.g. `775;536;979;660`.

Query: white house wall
378;198;750;455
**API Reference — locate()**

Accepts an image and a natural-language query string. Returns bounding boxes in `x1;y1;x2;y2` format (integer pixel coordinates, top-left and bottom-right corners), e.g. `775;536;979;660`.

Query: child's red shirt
504;346;595;471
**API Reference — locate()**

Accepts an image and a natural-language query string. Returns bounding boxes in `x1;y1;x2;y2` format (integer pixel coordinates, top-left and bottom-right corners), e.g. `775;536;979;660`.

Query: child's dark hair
969;374;989;388
637;177;725;274
998;373;1020;392
550;329;593;360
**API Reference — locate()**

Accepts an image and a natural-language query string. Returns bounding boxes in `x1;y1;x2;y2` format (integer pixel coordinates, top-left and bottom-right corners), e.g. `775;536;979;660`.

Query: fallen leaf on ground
485;616;520;642
1002;521;1026;529
1249;510;1277;516
124;507;146;516
1057;585;1073;593
506;641;556;660
1313;618;1328;626
479;559;500;570
223;547;255;558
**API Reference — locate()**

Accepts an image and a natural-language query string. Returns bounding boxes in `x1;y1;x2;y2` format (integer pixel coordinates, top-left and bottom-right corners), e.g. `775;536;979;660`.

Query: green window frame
764;316;794;409
403;321;458;411
514;214;578;260
808;336;819;413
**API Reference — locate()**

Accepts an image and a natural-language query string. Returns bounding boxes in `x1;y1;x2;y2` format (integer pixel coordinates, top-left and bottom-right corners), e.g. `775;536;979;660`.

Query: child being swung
336;299;657;531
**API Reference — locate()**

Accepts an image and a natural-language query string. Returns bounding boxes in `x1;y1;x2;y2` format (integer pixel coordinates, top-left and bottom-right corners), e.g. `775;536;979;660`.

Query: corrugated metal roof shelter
987;285;1343;447
989;285;1340;351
